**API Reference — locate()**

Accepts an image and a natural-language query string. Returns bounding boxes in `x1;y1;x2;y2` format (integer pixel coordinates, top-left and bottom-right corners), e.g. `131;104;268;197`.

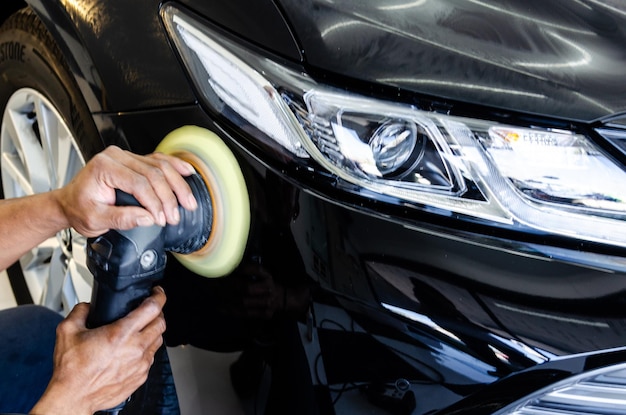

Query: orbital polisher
85;126;250;414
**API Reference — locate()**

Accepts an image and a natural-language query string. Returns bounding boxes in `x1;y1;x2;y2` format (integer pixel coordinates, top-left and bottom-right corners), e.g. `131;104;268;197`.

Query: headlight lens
484;125;626;214
493;363;626;415
162;5;626;247
163;7;308;158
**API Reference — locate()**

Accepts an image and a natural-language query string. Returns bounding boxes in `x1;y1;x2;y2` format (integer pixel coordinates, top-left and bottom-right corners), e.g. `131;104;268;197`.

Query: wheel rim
0;87;91;314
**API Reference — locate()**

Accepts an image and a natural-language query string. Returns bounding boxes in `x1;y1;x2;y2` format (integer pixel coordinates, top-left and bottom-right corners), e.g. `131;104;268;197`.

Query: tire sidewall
0;10;100;166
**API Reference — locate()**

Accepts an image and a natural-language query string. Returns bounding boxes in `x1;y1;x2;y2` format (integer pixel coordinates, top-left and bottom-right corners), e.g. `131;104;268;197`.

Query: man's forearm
0;190;68;271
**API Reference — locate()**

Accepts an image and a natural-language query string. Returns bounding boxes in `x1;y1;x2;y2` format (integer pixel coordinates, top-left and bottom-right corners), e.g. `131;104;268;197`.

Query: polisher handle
85;191;167;414
86;223;166;328
85;175;211;414
86;262;160;328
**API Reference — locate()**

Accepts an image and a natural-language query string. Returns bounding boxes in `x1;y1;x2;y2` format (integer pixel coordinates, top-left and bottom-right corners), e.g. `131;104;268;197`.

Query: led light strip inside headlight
162;4;626;248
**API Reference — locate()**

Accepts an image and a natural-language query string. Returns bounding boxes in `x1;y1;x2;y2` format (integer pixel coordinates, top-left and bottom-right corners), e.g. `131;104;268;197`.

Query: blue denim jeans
0;305;61;414
0;304;180;415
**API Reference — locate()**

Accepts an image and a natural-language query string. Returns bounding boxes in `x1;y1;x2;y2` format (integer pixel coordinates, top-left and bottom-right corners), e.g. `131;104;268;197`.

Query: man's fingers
116;287;167;334
148;152;198;212
123;154;181;226
118;151;197;226
103;164;172;227
65;302;90;326
142;324;165;357
56;303;90;339
99;205;156;231
150;152;196;177
97;146;196;227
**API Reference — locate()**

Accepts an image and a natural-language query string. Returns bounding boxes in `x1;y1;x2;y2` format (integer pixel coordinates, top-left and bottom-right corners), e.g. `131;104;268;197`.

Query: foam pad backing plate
156;126;250;277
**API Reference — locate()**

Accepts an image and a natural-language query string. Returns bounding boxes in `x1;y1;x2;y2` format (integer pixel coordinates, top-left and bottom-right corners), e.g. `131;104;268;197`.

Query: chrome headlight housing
493;362;626;415
162;4;626;248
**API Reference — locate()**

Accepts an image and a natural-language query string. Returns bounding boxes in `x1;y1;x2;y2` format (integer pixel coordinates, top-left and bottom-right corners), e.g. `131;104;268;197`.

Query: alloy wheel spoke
35;96;60;189
20;238;55;271
37;98;83;188
1;110;34;195
41;247;65;312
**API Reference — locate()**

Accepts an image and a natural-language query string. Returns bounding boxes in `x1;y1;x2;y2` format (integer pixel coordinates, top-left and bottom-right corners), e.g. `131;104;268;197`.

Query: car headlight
162;5;626;247
493;362;626;415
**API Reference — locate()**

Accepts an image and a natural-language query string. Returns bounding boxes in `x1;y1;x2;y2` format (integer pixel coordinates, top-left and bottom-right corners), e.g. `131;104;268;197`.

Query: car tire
0;7;101;313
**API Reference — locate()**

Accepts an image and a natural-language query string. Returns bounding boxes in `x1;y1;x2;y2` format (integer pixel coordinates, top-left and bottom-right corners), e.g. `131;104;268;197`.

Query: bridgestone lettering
0;41;25;63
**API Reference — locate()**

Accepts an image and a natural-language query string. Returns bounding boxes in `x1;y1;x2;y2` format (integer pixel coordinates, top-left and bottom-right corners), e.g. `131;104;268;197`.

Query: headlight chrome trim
493;362;626;415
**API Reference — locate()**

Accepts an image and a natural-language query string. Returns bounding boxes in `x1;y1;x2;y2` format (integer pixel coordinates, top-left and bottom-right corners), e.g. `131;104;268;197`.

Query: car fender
25;0;196;114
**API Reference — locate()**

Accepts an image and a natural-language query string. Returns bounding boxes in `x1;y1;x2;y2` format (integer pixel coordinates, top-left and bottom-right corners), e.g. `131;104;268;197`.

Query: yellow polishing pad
156;126;250;277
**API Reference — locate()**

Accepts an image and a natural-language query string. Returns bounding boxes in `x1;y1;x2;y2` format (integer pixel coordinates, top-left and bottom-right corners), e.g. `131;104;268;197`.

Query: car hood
278;0;626;123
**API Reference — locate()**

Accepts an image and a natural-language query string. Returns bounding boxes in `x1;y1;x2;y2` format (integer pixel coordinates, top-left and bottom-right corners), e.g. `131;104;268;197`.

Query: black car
2;0;626;414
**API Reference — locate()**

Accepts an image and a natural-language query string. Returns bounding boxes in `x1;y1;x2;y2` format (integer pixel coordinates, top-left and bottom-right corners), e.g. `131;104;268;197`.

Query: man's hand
0;145;199;271
30;287;167;415
55;145;198;237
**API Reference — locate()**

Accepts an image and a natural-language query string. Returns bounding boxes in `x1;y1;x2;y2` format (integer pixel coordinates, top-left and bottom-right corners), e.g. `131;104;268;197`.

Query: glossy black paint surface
178;0;302;61
28;0;195;113
22;0;626;413
279;0;626;122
